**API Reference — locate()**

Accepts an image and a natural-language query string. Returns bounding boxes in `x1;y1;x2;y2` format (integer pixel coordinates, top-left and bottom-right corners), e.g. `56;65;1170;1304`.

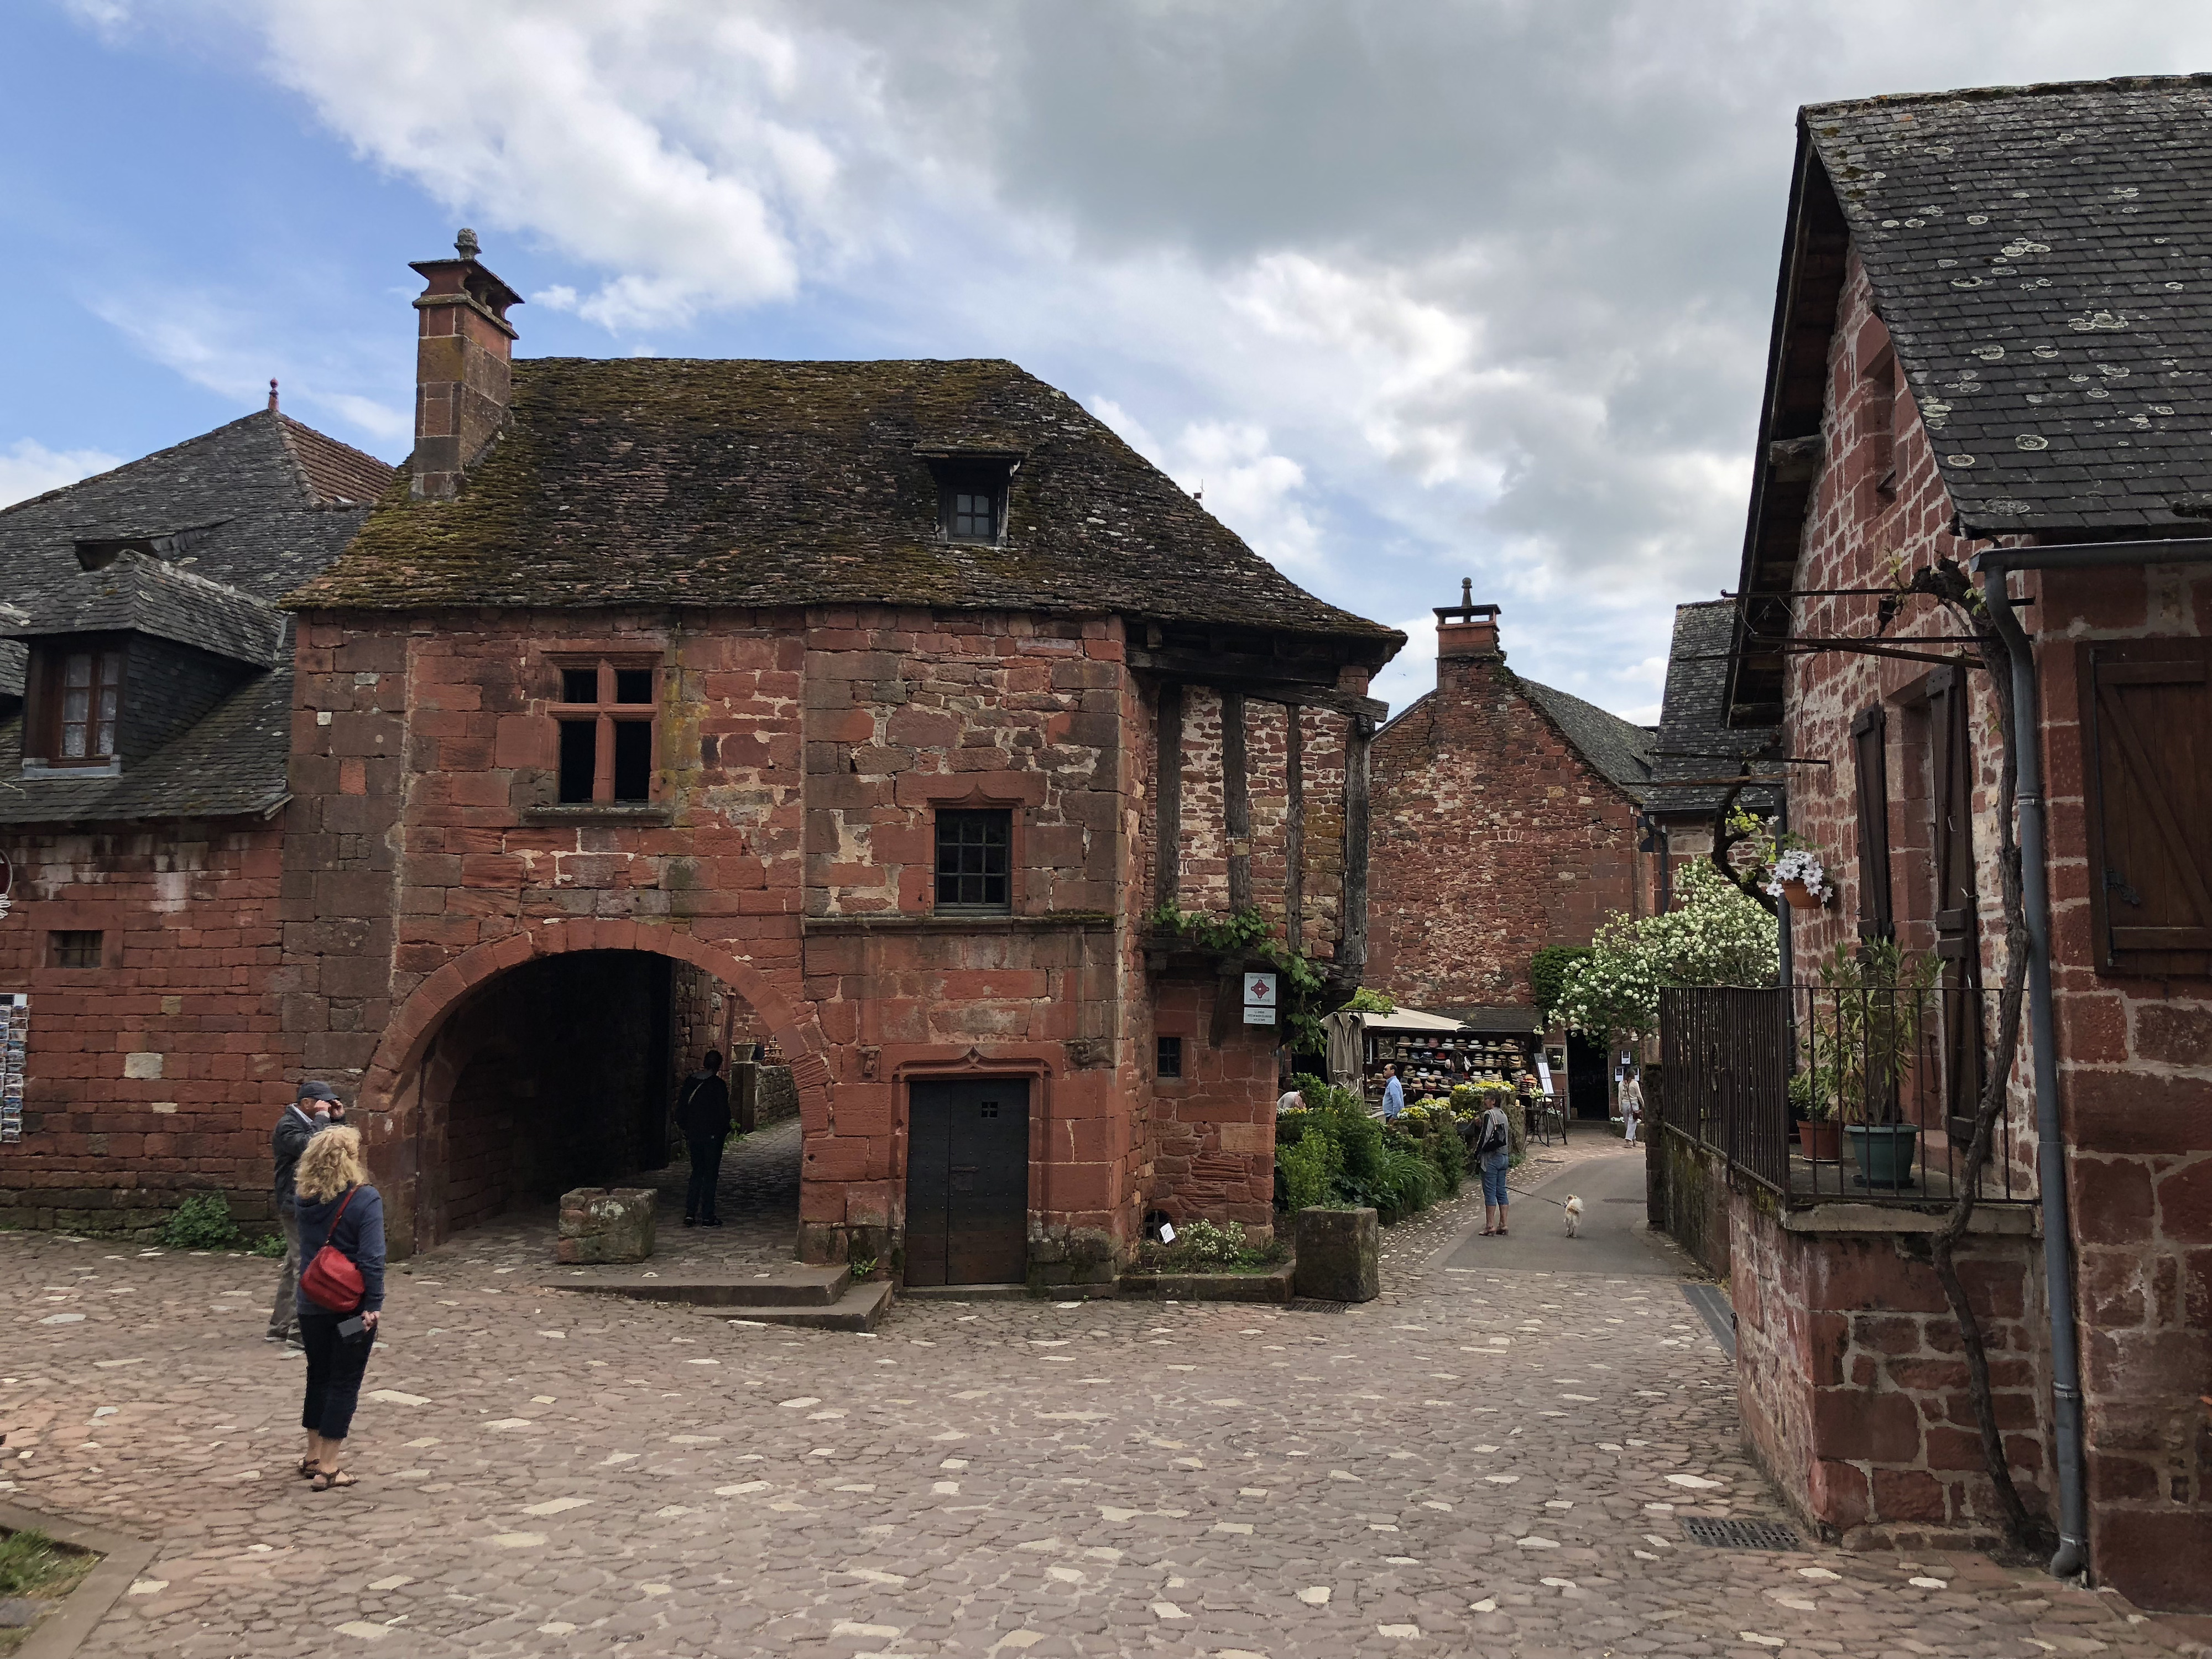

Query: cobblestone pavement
2;1141;2201;1658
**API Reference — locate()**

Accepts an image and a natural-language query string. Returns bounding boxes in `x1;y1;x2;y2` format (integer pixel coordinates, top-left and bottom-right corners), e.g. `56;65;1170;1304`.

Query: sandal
311;1468;357;1490
297;1455;317;1479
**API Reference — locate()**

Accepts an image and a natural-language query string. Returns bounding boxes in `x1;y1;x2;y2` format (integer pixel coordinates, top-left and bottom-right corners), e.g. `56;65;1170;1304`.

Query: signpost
1242;972;1278;1026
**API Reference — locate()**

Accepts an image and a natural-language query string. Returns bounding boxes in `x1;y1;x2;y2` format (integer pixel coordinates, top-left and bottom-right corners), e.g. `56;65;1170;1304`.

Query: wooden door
1928;669;1985;1140
905;1079;1030;1287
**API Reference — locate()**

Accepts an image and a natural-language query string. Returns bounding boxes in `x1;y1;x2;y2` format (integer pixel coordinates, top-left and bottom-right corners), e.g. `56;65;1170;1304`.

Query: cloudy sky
6;3;2209;720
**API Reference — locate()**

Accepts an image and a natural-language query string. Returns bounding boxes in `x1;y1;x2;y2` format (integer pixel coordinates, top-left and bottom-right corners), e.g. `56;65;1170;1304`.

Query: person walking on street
1621;1071;1645;1147
293;1125;385;1490
266;1081;338;1345
1380;1063;1405;1120
676;1051;732;1228
1475;1094;1513;1237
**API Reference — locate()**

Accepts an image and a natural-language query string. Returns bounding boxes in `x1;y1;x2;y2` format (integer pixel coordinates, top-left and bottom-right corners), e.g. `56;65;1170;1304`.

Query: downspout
1979;562;2087;1578
1972;534;2212;1577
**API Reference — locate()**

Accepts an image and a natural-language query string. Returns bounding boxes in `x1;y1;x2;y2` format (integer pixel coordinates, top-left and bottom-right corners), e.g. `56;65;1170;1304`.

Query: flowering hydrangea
1765;846;1833;902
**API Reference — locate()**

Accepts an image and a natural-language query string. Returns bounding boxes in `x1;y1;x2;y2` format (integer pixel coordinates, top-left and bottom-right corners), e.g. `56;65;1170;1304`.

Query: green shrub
1276;1131;1337;1212
1138;1219;1285;1272
1374;1144;1443;1219
1427;1121;1468;1196
160;1191;240;1251
248;1230;288;1259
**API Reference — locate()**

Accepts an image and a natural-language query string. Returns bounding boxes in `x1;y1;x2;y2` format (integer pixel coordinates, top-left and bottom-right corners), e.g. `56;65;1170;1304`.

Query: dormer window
925;454;1019;545
25;638;126;765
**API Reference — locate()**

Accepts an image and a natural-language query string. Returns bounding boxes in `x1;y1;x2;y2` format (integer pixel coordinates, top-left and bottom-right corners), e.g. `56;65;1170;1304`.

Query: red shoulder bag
299;1186;366;1314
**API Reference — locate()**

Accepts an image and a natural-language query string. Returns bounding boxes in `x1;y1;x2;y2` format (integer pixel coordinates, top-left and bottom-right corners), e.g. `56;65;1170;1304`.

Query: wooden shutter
1927;668;1985;1134
2080;640;2212;977
1851;705;1895;943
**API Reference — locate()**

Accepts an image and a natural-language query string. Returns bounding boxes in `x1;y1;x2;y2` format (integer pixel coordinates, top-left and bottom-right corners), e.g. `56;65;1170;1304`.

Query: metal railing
1656;984;2028;1204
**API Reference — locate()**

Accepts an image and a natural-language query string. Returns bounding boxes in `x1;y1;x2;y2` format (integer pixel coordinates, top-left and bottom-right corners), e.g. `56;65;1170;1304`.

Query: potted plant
1816;941;1940;1190
1788;1066;1840;1162
1764;842;1835;911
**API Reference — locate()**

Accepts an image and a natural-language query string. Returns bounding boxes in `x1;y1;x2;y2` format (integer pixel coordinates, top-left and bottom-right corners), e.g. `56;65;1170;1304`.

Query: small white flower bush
1553;861;1781;1047
1765;846;1834;903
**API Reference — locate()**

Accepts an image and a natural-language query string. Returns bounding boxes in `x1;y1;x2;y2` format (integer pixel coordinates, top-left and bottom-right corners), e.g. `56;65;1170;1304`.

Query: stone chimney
409;228;523;500
1434;579;1503;674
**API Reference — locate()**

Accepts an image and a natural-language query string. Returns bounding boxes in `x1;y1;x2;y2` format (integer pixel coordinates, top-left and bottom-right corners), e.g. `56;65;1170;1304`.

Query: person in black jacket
675;1051;732;1228
292;1124;386;1490
265;1081;340;1345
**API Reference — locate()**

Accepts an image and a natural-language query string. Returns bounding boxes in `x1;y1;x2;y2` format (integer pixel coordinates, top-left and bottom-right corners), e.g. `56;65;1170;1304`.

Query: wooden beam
1154;681;1183;910
1129;645;1338;686
1341;714;1372;969
1223;687;1251;912
1285;705;1305;956
1128;648;1389;721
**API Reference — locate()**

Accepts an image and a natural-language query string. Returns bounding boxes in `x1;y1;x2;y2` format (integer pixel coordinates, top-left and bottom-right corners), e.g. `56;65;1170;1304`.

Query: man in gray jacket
266;1081;339;1344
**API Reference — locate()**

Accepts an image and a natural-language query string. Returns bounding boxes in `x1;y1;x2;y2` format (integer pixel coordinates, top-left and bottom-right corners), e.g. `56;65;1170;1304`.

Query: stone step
541;1263;853;1307
708;1279;895;1333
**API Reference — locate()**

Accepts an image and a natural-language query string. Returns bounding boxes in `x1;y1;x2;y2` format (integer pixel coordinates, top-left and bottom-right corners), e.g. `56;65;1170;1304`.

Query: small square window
979;1100;1000;1119
560;667;598;704
1156;1035;1183;1079
938;469;1008;544
935;808;1011;911
614;668;653;705
49;930;103;969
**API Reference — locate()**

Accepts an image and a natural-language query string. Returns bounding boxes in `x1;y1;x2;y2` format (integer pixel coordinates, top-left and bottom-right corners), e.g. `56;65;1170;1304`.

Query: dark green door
905;1079;1030;1286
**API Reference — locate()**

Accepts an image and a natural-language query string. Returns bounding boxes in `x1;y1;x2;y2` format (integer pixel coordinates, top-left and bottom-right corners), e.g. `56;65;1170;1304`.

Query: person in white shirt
1621;1072;1645;1146
1277;1086;1305;1114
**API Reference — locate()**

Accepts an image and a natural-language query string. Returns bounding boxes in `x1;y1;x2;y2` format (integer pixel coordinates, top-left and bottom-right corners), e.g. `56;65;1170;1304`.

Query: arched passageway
400;948;800;1251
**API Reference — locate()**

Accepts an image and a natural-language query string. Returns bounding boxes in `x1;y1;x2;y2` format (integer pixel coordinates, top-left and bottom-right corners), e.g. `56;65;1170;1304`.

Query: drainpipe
1973;536;2212;1578
1978;562;2087;1578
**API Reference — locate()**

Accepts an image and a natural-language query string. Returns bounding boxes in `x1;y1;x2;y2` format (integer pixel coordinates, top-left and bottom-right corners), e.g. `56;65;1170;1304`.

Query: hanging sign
1242;972;1278;1026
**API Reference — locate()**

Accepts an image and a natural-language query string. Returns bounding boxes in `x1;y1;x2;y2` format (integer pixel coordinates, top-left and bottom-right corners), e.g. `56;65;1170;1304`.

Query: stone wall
1367;615;1645;1013
0;818;293;1235
1731;1200;2051;1551
1144;972;1282;1237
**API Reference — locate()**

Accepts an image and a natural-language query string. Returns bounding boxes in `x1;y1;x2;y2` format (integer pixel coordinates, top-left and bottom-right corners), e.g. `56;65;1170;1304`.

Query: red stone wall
1732;1202;2052;1548
0;820;294;1234
1766;244;2212;1607
1144;974;1281;1235
1366;622;1645;1013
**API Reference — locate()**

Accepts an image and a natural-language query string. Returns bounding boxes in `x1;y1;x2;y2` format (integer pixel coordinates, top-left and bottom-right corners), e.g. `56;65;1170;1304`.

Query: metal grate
1681;1517;1801;1551
1286;1298;1349;1314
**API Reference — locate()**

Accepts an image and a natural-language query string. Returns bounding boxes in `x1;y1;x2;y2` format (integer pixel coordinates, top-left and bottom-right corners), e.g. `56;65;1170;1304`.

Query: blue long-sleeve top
295;1184;388;1313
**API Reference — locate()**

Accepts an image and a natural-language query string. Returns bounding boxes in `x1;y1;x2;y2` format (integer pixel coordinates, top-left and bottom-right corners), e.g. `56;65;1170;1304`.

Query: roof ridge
1804;71;2212;120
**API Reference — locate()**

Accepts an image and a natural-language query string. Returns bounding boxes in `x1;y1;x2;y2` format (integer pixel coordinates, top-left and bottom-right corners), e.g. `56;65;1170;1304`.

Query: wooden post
1341;714;1373;968
1223;686;1251;912
1154;681;1183;911
1285;703;1305;954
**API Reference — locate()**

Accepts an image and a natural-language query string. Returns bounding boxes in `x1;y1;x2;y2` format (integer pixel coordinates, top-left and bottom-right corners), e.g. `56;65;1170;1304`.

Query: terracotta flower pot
1782;878;1824;911
1796;1119;1840;1162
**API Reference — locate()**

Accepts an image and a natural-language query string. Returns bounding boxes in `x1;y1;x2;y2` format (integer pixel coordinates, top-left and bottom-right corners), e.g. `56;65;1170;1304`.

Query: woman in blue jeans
1475;1099;1513;1236
293;1125;385;1491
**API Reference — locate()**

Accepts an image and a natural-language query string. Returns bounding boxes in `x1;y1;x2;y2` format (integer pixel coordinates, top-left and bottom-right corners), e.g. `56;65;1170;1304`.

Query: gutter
1968;534;2212;1578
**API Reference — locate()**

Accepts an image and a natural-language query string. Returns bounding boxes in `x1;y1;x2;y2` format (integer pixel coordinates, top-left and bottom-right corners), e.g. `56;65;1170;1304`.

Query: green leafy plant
1137;1219;1286;1273
1275;1131;1338;1211
1812;940;1942;1125
160;1190;241;1251
0;1525;91;1600
849;1255;879;1281
1343;987;1396;1016
248;1230;288;1259
1529;946;1593;1023
1554;860;1781;1049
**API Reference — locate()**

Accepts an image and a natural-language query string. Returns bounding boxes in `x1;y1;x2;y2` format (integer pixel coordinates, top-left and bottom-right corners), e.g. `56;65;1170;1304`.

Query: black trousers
299;1310;377;1441
685;1132;726;1219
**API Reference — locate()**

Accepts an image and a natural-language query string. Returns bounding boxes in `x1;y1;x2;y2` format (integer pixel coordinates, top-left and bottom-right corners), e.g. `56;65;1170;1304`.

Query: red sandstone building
0;234;1401;1288
1655;79;2212;1611
1367;593;1658;1113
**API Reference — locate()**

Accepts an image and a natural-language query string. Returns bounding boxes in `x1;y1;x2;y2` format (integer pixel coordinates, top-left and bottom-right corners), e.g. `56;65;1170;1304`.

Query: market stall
1360;1007;1541;1110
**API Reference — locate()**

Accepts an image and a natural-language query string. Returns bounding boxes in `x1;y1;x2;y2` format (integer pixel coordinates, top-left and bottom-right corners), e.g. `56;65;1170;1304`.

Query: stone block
1294;1206;1379;1303
555;1187;658;1264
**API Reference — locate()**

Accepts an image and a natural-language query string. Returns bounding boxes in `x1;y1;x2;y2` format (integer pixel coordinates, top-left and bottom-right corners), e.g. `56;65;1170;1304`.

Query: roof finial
1460;576;1472;609
268;378;279;413
456;227;481;260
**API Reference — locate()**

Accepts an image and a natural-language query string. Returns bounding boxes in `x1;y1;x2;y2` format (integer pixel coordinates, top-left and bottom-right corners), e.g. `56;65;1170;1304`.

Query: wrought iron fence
1656;984;2028;1204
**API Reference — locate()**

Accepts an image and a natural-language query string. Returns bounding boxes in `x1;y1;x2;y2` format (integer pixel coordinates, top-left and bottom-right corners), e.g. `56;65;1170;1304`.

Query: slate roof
1646;600;1783;821
1806;75;2212;536
0;410;390;825
290;357;1400;653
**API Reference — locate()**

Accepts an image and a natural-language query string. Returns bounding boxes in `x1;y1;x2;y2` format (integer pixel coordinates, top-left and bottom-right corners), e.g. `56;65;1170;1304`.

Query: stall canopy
1358;1006;1470;1034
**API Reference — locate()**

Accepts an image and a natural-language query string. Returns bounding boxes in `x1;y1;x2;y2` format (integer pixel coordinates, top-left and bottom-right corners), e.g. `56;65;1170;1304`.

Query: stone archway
358;920;832;1254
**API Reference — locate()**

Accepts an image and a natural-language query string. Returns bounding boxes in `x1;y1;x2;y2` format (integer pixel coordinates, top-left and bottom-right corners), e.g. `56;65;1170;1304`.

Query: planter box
1115;1263;1295;1302
1293;1206;1380;1303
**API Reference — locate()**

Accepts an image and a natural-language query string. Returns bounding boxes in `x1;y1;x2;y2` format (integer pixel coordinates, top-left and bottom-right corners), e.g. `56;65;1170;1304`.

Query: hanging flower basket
1781;878;1823;911
1764;846;1833;910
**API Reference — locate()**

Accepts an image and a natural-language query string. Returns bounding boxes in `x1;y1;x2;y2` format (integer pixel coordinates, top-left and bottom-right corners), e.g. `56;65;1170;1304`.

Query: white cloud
0;440;124;509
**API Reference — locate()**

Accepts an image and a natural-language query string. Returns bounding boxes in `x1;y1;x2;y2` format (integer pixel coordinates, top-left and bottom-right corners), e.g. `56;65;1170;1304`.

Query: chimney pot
456;226;481;259
1434;585;1501;669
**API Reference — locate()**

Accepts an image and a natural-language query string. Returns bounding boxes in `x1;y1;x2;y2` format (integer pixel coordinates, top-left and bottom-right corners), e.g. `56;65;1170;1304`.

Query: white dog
1562;1195;1584;1238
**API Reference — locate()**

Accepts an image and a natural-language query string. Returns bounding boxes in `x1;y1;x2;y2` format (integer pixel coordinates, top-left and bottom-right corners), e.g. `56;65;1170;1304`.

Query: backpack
1475;1109;1509;1160
299;1187;366;1314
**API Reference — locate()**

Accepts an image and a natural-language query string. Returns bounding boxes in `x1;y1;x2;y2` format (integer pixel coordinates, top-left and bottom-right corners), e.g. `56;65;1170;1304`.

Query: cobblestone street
1;1143;2198;1659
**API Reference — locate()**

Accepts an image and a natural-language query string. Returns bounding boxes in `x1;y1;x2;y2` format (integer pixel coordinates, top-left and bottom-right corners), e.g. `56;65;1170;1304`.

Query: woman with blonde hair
292;1123;385;1490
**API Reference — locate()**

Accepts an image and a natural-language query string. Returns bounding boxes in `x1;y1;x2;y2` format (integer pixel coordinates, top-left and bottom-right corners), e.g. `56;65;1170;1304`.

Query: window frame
931;459;1015;546
546;654;661;806
47;930;103;969
1156;1034;1183;1080
932;806;1015;915
24;634;128;767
